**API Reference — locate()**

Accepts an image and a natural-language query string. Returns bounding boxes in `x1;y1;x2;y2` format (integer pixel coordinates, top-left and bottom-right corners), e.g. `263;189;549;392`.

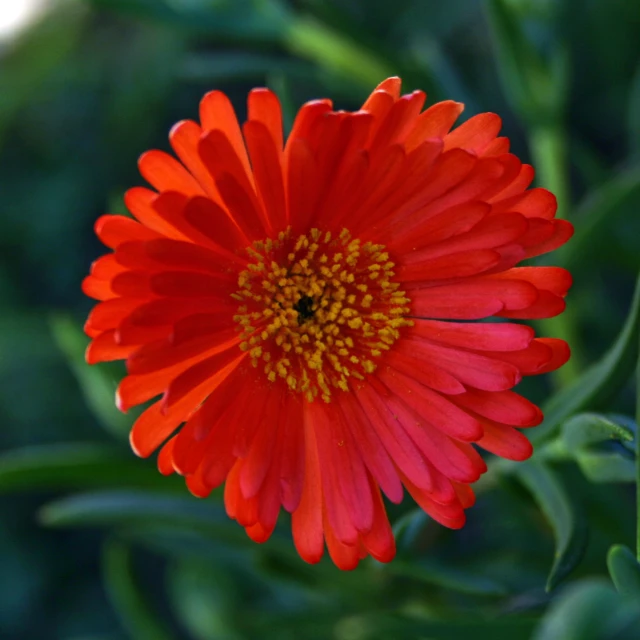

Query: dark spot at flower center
294;296;315;324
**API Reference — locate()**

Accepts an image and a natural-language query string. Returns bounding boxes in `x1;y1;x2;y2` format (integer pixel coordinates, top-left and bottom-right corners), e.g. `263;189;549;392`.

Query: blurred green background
2;0;640;638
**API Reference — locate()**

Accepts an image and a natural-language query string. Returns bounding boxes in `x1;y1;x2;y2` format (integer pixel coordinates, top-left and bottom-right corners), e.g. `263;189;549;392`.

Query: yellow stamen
233;227;412;402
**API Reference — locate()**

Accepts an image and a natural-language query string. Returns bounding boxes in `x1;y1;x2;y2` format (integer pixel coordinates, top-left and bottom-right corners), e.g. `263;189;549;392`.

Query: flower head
83;77;572;569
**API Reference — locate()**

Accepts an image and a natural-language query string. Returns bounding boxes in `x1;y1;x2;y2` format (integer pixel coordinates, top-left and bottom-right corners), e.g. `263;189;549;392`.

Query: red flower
83;77;572;569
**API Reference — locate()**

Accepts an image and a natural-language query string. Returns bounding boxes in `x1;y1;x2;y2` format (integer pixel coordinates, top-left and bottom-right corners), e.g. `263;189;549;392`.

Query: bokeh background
2;0;640;638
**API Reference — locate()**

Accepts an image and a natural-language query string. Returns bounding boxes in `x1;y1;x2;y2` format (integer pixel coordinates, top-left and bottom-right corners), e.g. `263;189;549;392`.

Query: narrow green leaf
533;579;640;640
562;166;640;270
574;451;636;483
574;452;636;483
392;508;430;551
0;443;182;493
39;490;296;559
50;314;131;440
608;545;640;596
238;611;538;639
516;461;588;591
485;0;565;123
102;538;174;640
384;559;508;596
167;560;241;640
124;525;373;597
561;412;634;450
284;16;395;89
367;614;539;640
531;272;640;444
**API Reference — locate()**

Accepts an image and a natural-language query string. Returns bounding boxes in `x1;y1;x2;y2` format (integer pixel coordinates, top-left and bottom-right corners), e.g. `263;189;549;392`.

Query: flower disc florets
233;228;413;402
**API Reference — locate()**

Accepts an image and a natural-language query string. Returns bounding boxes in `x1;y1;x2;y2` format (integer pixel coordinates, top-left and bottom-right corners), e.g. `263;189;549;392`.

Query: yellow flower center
232;228;413;402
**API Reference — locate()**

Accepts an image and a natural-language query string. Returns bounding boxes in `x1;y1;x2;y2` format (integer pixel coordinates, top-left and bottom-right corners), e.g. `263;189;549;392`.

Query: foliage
1;0;640;637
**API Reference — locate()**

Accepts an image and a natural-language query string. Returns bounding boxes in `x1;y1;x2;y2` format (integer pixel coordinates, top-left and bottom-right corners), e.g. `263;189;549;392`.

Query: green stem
529;125;570;220
529;123;582;387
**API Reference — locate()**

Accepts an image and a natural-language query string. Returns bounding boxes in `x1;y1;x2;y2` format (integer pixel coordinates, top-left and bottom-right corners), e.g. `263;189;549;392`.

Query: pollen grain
232;228;412;402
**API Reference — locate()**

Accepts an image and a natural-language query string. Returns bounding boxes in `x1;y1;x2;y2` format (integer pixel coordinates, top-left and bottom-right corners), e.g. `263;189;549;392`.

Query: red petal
125;187;181;238
291;417;325;565
385;348;466;395
95;215;160;249
398;249;501;282
401;339;521;392
285;99;332;152
354;383;434;491
169;120;219;199
239;390;281;499
389;201;489;254
405;100;464;151
243;120;287;232
477;420;533;461
380;385;481;485
337;394;404;504
452;388;543;427
312;403;374;538
248;88;284;151
524;218;574;259
138;150;203;197
402;474;466;529
492;188;557;220
366;77;402;101
444;113;502;154
369;91;426;149
86;330;137;364
409;319;533;351
199;90;252;179
378;368;483;441
157;436;177;475
86;298;145;333
361;480;396;563
532;338;571;374
402;212;528;265
410;278;538;319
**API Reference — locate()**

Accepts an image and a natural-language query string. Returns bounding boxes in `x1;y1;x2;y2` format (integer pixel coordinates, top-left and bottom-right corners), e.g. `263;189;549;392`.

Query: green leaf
485;0;567;124
560;413;636;482
574;452;635;483
0;443;182;493
531;272;640;445
608;545;640;597
39;490;295;559
384;559;508;596
562;413;634;450
533;579;640;640
368;615;539;640
562;166;640;270
102;538;174;640
50;314;131;440
515;461;588;591
167;560;241;640
284;16;395;89
392;508;430;551
237;611;538;640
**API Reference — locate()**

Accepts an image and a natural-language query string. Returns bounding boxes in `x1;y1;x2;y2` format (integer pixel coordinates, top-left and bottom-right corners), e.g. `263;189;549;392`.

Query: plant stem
529;122;582;387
